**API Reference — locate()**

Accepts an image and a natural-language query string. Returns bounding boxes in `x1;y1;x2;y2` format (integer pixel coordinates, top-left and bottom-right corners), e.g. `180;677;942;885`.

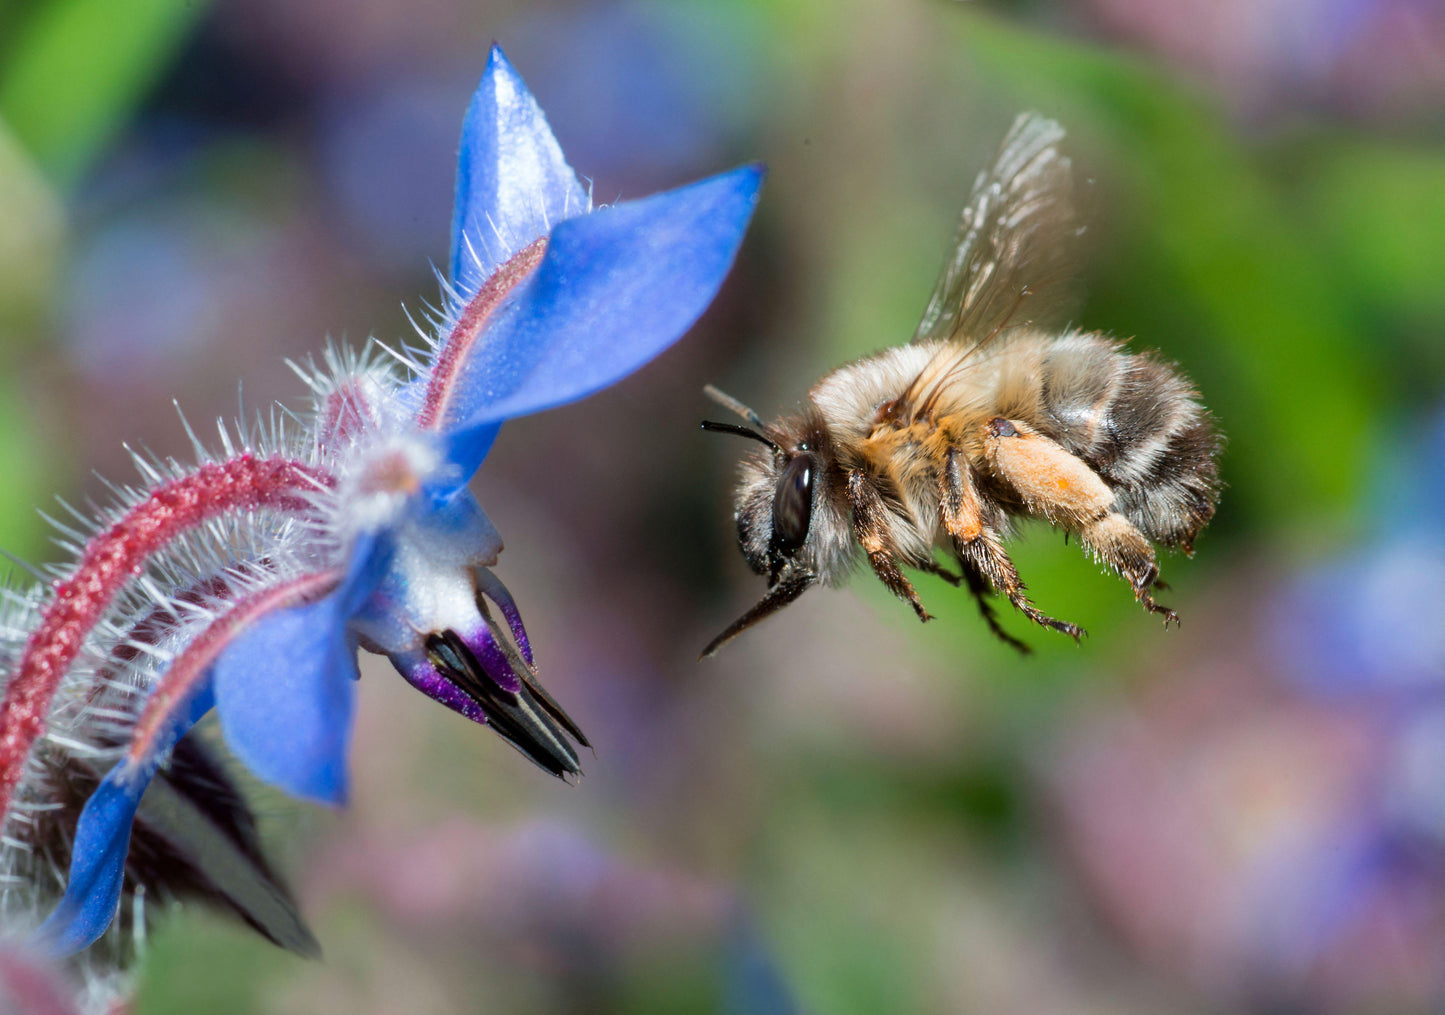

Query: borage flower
4;45;761;954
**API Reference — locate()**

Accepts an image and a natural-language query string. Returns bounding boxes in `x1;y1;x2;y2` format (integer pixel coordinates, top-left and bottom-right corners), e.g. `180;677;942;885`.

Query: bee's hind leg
1080;511;1179;627
848;469;932;622
980;420;1174;629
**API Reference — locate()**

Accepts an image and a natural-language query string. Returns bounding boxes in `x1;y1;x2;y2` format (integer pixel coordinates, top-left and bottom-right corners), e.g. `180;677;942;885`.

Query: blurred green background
3;0;1445;1011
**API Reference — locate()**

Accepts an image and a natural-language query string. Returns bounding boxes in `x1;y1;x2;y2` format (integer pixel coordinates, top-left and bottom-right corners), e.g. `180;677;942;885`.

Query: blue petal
438;422;499;491
409;485;503;568
214;599;356;805
36;683;216;955
213;538;390;806
450;44;590;300
442;163;763;450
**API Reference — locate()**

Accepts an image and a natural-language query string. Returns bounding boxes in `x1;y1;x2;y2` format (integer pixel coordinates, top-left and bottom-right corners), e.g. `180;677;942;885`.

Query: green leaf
1298;140;1445;322
0;0;212;186
0;372;59;576
0;115;62;336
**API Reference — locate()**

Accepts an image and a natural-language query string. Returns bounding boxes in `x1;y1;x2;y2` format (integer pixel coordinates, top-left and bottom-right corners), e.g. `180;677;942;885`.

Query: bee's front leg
847;469;931;622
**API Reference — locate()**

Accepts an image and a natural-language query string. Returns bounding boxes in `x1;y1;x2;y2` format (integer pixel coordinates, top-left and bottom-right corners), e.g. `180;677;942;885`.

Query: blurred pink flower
1052;598;1445;1011
306;817;732;956
1082;0;1445;120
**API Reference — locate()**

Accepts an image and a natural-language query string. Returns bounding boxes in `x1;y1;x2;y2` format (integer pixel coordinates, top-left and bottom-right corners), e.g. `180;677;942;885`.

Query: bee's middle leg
957;532;1085;641
909;554;1027;652
959;560;1035;654
938;448;1082;643
848;468;931;622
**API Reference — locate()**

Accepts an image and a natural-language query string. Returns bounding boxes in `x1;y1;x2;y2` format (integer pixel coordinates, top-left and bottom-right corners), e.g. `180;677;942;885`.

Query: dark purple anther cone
414;619;590;780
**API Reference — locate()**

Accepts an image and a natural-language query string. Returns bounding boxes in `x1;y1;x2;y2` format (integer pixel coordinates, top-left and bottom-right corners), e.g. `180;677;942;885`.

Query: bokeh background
3;0;1445;1012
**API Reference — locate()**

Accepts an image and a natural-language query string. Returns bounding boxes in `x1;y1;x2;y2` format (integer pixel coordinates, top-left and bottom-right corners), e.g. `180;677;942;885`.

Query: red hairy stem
316;378;377;456
0;454;330;821
416;237;548;431
0;947;79;1015
126;567;342;765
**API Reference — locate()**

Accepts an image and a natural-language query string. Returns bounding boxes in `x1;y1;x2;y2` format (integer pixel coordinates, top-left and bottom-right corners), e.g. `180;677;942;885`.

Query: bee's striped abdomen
1038;333;1221;549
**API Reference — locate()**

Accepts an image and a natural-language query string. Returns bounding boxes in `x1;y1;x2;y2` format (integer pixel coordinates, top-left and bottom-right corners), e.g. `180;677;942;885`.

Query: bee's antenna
700;420;783;455
703;384;766;429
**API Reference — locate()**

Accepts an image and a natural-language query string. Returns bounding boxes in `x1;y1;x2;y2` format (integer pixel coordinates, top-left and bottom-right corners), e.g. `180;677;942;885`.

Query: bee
701;114;1222;657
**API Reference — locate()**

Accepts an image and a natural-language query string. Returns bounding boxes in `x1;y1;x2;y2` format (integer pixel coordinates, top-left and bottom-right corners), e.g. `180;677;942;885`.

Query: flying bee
701;113;1222;657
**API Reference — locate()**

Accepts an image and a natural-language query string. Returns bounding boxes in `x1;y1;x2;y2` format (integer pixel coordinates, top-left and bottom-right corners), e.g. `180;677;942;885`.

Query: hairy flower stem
0;455;330;819
316;377;378;455
125;568;342;766
417;236;548;430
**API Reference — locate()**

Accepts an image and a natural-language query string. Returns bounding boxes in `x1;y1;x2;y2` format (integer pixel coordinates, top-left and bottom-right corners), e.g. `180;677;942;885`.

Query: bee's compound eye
772;454;814;554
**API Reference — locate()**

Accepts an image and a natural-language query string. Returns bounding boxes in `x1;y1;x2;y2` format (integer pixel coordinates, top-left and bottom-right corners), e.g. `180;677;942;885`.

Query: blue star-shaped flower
36;44;761;953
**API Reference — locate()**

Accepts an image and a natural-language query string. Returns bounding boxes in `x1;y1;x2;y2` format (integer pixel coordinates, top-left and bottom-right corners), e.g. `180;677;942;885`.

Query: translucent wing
911;113;1081;349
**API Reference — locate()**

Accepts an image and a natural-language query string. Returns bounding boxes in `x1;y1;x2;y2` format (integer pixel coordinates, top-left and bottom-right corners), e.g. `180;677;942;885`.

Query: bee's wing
911;113;1081;349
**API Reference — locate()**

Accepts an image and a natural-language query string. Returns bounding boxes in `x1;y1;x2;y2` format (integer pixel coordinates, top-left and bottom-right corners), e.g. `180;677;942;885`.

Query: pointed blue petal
214;597;356;806
450;44;590;300
438;422;500;489
410;486;502;568
36;683;216;954
442;163;763;446
213;539;390;806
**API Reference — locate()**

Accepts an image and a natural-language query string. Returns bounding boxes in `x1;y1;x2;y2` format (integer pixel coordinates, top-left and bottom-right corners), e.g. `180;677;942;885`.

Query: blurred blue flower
724;912;802;1015
1058;406;1445;1008
505;1;764;188
1255;405;1445;973
1279;410;1445;696
28;44;761;954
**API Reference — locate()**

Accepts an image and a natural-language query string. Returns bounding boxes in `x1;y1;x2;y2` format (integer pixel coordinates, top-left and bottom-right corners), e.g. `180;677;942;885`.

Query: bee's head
701;386;852;658
731;420;820;580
